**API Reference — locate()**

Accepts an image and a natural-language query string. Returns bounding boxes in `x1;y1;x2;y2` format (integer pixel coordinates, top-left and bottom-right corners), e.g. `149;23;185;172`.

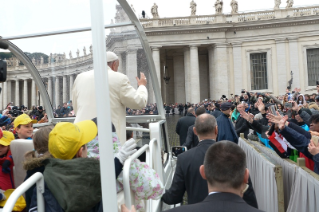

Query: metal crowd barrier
240;134;319;212
239;136;284;212
3;172;45;212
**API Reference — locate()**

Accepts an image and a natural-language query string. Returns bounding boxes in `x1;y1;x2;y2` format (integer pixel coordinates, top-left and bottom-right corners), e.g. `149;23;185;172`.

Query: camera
8;106;23;117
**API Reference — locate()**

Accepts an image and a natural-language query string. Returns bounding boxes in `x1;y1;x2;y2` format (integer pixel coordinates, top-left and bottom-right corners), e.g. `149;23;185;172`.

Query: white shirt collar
209;192;220;195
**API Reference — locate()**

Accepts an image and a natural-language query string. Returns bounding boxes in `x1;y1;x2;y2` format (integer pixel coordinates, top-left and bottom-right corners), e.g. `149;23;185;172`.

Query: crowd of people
0;49;318;212
172;87;319;174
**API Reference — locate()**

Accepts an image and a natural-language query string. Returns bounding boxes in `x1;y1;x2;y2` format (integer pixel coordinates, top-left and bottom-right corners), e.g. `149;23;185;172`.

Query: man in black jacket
162;113;218;205
183;107;207;150
165;141;263;212
235;103;250;139
176;107;196;146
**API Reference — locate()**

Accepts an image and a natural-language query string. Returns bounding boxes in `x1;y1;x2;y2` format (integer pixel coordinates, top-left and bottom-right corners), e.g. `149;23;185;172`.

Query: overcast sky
0;0;318;55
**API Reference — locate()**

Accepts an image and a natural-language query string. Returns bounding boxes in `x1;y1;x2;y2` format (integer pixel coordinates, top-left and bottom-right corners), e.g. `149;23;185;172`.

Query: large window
250;53;268;90
307;48;319;86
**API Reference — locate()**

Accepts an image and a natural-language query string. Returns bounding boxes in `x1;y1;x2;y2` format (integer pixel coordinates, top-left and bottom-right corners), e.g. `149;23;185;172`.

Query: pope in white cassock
72;51;148;144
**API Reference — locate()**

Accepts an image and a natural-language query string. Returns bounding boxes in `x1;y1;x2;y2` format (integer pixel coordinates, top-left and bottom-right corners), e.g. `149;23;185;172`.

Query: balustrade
140;5;319;28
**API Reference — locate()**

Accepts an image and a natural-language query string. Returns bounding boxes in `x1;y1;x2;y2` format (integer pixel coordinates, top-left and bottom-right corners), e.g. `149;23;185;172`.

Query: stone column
23;79;28;108
126;48;138;89
55;76;60;108
212;43;229;100
40;91;44;107
288;37;301;88
15;80;20;106
276;38;288;95
48;77;53;103
31;80;36;106
63;75;67;103
7;81;11;104
173;55;186;103
232;43;243;94
184;47;191;103
152;47;161;90
69;74;74;100
208;47;214;100
3;82;7;108
189;45;201;103
115;52;123;73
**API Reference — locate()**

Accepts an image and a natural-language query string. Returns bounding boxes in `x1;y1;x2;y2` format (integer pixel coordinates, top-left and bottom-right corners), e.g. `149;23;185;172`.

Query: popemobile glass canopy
0;0;164;125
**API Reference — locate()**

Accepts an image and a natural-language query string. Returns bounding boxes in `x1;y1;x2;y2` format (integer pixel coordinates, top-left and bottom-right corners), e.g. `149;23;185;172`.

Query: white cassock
72;67;148;144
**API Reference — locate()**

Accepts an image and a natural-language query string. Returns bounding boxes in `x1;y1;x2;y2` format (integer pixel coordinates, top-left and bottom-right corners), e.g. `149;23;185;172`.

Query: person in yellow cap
28;119;137;212
13;114;33;139
0;131;15;196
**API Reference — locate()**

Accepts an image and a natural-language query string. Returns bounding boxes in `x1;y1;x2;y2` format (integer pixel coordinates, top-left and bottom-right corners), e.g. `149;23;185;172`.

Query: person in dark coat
165;140;262;212
183;107;207;150
35;106;45;121
211;103;223;119
163;114;218;205
235;103;250;139
176;107;196;146
216;102;239;143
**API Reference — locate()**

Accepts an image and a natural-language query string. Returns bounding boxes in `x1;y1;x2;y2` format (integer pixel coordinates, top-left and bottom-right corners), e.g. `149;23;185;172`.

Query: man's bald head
187;107;195;115
194;114;217;138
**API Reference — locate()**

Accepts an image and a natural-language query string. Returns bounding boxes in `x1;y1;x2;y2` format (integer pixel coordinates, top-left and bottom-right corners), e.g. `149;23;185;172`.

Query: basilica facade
2;3;319;109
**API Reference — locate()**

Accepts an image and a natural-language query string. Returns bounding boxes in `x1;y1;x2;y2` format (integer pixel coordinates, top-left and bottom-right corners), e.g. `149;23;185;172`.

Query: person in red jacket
0;131;15;191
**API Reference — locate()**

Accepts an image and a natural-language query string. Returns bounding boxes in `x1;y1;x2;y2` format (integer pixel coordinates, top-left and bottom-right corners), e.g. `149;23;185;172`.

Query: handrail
123;144;150;209
149;138;163;182
3;172;45;212
126;127;150;133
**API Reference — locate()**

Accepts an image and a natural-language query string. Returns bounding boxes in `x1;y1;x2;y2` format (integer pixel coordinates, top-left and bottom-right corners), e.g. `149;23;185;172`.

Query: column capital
232;42;242;48
275;38;287;44
126;47;138;54
151;46;162;51
287;37;298;42
189;44;200;48
113;48;126;54
213;43;229;48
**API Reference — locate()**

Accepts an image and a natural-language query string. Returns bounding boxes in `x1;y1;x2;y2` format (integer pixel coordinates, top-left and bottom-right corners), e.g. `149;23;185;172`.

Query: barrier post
240;133;244;139
297;158;306;167
274;166;285;212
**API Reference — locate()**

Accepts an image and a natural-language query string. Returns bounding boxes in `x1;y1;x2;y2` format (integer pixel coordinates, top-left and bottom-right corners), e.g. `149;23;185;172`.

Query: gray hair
204;140;246;189
187;107;194;114
194;114;217;136
107;60;118;67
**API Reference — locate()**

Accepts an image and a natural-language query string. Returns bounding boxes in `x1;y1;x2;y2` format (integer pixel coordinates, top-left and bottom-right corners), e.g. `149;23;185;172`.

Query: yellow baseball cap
14;114;32;129
0;131;15;146
49;120;97;160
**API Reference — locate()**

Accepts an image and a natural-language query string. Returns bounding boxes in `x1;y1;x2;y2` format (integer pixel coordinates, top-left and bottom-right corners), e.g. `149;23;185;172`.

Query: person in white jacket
72;51;148;144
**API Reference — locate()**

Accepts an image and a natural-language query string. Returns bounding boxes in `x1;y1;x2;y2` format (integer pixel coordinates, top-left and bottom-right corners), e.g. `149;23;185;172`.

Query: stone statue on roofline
83;46;87;56
76;49;80;58
90;45;93;54
286;0;293;9
40;56;44;65
69;51;73;59
190;0;197;16
214;0;223;14
274;0;281;10
151;3;159;18
230;0;238;14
